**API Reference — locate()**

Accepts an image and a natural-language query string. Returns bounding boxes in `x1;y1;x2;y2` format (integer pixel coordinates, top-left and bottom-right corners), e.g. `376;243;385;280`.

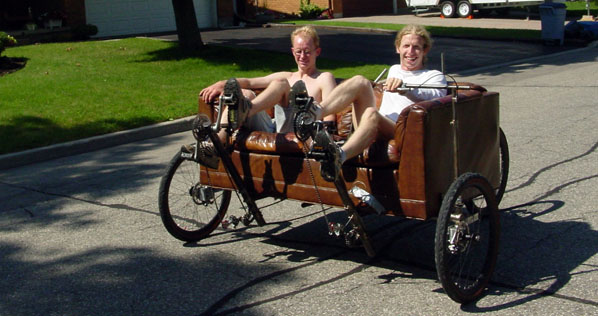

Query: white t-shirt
379;65;447;122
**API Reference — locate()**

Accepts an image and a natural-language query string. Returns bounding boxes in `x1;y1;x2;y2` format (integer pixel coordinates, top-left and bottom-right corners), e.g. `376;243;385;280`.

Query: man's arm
199;72;291;104
384;71;447;103
408;71;447;102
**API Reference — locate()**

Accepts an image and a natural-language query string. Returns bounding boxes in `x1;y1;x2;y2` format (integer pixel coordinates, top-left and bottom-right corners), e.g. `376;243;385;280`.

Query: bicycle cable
300;135;332;230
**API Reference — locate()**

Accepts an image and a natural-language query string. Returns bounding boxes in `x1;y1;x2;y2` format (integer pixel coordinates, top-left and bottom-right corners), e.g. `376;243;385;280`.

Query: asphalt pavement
1;15;598;316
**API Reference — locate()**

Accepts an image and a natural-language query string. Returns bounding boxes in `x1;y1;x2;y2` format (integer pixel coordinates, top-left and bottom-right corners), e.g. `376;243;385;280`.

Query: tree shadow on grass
0;56;28;76
136;42;370;73
0;115;159;154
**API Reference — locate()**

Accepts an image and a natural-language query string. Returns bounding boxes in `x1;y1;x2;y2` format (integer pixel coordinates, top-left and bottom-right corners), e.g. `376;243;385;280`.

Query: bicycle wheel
158;150;231;242
495;128;509;205
435;173;500;304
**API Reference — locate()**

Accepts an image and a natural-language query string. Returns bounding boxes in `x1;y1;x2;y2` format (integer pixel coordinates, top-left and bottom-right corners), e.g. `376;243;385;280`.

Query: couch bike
158;78;509;304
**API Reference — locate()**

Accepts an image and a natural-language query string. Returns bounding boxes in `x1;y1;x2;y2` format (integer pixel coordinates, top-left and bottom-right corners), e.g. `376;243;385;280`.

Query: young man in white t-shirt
293;24;446;181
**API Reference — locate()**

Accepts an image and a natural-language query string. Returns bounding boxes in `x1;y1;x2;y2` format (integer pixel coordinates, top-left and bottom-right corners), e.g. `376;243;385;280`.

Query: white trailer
405;0;544;18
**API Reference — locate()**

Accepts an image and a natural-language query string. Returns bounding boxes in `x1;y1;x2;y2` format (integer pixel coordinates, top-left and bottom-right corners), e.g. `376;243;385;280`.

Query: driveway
189;24;572;74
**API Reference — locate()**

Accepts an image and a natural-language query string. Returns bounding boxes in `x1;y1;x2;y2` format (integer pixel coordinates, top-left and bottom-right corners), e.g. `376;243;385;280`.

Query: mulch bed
0;56;27;76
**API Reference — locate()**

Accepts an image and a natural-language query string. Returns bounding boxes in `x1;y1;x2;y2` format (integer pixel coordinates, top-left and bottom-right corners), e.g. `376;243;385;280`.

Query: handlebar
399;83;473;90
392;82;472;92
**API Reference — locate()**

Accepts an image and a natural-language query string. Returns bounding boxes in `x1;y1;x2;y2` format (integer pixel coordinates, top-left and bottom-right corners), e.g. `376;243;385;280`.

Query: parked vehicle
405;0;544;18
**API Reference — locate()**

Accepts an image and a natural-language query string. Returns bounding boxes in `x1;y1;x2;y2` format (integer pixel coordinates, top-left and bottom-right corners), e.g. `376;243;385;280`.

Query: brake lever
373;68;387;84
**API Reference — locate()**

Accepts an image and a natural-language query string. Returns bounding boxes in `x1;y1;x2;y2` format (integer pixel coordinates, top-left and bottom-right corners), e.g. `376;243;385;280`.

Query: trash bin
539;2;567;45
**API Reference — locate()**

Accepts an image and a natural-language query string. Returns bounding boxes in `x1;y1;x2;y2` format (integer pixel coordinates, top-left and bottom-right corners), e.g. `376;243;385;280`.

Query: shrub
0;32;17;56
299;0;324;19
71;24;99;40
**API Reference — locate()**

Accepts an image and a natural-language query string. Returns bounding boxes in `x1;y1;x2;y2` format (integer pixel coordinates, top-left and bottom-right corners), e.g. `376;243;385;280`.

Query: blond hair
291;25;320;48
394;24;433;51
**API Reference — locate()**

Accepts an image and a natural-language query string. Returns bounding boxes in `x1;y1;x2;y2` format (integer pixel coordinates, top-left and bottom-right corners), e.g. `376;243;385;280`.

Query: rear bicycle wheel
495;128;509;205
158;150;231;242
435;173;500;303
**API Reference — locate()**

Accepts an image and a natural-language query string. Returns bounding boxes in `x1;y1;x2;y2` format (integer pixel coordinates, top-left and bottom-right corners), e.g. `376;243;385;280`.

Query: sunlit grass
0;38;385;154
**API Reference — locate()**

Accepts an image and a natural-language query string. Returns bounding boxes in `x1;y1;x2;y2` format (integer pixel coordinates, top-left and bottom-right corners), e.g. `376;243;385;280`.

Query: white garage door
85;0;216;38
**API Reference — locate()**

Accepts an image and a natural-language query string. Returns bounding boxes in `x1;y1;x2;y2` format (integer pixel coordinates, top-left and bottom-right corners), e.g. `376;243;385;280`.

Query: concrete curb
0;115;195;171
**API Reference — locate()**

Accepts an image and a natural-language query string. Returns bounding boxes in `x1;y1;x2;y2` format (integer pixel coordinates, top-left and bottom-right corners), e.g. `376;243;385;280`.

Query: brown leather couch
197;82;500;220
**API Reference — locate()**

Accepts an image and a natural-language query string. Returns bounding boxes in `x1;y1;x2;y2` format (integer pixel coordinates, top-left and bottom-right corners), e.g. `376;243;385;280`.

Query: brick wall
62;0;86;26
248;0;330;17
240;0;394;18
219;0;235;17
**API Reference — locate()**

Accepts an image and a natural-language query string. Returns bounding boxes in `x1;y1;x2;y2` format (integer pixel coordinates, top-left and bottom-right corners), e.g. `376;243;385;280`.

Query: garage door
85;0;216;38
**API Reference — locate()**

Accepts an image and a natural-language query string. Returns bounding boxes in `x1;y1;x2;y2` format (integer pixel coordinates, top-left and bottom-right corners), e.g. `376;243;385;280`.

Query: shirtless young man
199;25;337;136
292;24;447;181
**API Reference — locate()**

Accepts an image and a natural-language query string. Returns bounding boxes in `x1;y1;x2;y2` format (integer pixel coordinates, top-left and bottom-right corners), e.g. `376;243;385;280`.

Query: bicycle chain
301;142;333;230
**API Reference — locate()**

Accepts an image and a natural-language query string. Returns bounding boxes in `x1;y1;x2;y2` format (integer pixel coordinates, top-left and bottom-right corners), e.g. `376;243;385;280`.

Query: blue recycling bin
539;2;567;45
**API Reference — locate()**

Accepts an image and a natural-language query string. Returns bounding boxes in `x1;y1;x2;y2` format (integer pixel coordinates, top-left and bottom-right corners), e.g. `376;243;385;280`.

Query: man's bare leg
247;78;291;117
319;75;376;124
300;75;392;181
340;108;396;160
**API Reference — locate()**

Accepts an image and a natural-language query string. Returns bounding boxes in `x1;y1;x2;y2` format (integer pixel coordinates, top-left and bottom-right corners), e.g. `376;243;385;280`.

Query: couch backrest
397;87;500;219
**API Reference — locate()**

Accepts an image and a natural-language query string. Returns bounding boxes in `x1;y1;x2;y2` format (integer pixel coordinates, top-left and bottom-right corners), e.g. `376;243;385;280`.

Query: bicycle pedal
192;114;212;141
180;151;194;160
295;95;310;108
220;93;236;104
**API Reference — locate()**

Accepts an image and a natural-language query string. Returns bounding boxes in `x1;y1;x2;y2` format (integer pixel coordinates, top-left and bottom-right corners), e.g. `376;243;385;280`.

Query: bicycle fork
193;112;266;227
209;131;266;226
333;176;376;257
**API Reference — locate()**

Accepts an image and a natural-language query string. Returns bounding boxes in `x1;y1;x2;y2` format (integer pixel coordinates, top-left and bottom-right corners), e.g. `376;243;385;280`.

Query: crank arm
333;176;376;257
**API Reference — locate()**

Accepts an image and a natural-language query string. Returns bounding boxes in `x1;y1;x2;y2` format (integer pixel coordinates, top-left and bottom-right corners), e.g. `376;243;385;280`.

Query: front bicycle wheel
435;173;500;303
158;150;231;242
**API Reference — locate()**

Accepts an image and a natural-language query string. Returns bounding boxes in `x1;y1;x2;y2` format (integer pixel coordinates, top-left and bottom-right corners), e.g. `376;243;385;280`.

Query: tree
171;0;204;50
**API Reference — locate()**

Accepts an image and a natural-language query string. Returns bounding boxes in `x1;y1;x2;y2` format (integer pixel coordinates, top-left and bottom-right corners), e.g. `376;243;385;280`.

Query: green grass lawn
0;38;385;154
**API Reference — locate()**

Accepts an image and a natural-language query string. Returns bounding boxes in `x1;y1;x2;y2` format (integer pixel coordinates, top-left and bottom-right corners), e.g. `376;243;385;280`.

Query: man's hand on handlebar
383;77;408;95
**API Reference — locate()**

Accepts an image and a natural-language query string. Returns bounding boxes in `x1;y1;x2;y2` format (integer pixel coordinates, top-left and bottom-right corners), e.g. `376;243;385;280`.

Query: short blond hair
394;24;433;51
291;25;320;48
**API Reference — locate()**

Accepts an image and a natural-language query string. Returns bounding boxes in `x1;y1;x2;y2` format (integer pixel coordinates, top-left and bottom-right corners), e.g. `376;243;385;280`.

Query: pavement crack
23;208;35;218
